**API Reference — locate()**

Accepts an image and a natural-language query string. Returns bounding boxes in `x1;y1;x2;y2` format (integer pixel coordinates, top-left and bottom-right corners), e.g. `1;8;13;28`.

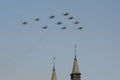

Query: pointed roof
72;45;80;73
51;57;57;80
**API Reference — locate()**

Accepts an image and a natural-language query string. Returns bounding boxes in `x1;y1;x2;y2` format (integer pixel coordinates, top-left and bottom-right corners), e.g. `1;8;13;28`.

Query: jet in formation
49;15;55;19
42;26;48;29
68;16;74;20
35;18;40;21
57;21;62;25
22;21;28;25
78;27;83;30
74;21;79;24
61;27;67;30
63;12;69;16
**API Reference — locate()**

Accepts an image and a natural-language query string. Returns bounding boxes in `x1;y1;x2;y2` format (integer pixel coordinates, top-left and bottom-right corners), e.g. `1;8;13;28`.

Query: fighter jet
61;27;67;30
22;21;28;25
42;26;48;29
78;27;83;30
57;21;62;25
68;16;74;20
74;21;79;24
35;18;40;21
63;12;69;16
49;15;55;19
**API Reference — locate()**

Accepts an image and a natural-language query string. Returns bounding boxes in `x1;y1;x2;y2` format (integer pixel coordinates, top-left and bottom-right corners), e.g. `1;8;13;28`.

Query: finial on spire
53;57;56;71
53;57;55;66
75;44;77;58
51;57;57;80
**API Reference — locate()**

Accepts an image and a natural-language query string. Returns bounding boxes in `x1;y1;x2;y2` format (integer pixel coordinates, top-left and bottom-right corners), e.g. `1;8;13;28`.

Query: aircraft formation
22;12;84;30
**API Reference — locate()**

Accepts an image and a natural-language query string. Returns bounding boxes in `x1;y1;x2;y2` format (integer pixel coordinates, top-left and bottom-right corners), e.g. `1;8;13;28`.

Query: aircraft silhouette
78;27;83;30
22;21;28;25
57;21;62;25
49;15;55;19
68;16;74;20
35;18;40;21
61;27;67;29
63;12;69;16
42;26;48;29
74;21;79;24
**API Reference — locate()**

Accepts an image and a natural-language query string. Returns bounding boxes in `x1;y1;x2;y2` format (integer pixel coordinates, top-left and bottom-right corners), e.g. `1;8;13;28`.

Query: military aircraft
78;27;83;30
57;21;62;25
42;26;48;29
61;27;67;29
68;16;74;20
22;21;28;25
63;12;69;16
74;21;79;24
49;15;55;19
35;18;40;21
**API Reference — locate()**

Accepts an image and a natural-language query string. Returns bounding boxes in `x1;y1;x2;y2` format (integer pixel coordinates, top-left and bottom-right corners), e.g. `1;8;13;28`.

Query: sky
0;0;120;80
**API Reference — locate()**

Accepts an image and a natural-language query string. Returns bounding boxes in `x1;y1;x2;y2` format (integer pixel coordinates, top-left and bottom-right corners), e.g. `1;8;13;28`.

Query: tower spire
72;45;79;73
70;45;81;80
51;57;57;80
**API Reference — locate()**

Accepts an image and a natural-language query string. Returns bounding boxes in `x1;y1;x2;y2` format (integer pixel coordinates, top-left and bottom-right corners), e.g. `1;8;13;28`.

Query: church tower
70;45;81;80
51;57;57;80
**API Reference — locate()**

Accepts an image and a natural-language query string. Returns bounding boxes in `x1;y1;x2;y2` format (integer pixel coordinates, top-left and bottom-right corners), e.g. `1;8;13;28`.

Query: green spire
72;45;80;73
51;57;57;80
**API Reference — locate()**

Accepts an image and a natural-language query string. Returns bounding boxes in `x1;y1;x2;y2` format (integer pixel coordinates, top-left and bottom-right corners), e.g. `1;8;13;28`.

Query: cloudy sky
0;0;120;80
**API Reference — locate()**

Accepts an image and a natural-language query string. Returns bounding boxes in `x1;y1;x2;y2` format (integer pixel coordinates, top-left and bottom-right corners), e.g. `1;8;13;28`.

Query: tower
51;57;57;80
70;45;81;80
